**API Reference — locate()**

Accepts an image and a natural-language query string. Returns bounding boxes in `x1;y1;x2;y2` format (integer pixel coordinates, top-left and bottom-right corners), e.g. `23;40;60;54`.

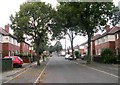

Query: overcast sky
0;0;119;48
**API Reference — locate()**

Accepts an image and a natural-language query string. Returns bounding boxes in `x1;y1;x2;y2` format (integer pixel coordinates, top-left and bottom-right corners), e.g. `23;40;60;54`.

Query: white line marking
73;61;119;78
3;68;29;83
34;61;49;83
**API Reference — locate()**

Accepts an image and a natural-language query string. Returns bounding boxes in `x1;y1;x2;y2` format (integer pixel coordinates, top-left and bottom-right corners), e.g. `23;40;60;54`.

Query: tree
51;2;118;63
10;2;53;65
50;3;79;59
54;41;63;56
49;45;55;53
70;2;118;63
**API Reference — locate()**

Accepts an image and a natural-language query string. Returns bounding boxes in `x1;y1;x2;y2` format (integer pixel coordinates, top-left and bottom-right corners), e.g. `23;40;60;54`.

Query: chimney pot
5;24;9;33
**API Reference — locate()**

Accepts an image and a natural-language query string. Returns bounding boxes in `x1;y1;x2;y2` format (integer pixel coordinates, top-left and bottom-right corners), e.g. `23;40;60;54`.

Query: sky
0;0;119;49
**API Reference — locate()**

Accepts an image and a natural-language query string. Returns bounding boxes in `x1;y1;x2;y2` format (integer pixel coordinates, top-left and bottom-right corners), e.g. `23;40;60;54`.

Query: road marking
34;61;49;83
72;61;119;78
3;68;29;83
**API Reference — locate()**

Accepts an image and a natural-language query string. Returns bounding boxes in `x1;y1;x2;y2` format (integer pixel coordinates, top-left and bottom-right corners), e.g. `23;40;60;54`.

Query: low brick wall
21;57;30;63
0;58;13;72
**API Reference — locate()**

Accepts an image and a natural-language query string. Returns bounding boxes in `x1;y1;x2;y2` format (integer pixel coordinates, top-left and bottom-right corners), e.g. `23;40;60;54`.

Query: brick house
80;41;88;55
20;42;30;55
0;27;3;58
114;26;120;55
80;26;120;56
1;25;20;57
94;26;120;55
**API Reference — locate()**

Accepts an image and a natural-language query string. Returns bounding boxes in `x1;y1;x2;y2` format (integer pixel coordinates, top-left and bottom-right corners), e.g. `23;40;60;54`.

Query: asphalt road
41;52;118;83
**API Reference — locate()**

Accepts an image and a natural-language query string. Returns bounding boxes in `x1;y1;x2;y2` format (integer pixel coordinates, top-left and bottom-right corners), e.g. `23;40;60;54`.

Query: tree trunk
87;33;92;63
37;55;40;65
36;46;40;66
71;32;74;59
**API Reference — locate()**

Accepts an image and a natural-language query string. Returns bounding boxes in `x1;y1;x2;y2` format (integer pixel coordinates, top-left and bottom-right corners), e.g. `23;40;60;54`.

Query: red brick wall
115;32;120;49
0;43;2;51
20;42;30;54
2;43;20;57
79;49;84;55
95;41;115;55
21;57;30;63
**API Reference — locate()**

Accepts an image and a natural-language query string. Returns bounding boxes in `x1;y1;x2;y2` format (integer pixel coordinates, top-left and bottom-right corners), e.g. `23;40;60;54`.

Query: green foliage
116;53;120;64
10;2;54;58
16;54;31;58
54;41;63;53
48;46;55;53
74;51;80;58
51;2;117;62
101;48;116;64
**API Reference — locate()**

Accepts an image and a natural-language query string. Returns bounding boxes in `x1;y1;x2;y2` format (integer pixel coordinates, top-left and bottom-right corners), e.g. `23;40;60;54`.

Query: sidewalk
1;59;49;84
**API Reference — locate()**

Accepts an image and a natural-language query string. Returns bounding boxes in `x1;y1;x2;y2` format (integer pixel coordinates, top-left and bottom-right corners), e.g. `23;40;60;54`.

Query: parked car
3;56;23;67
65;54;71;59
68;55;77;60
60;51;66;56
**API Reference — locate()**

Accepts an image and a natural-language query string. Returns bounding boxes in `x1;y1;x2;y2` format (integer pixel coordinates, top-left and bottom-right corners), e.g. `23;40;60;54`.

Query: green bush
16;54;30;58
74;51;80;58
101;48;116;64
116;53;120;64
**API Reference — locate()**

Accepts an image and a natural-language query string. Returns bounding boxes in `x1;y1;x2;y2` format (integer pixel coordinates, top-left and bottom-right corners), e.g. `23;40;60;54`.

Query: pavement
1;59;49;85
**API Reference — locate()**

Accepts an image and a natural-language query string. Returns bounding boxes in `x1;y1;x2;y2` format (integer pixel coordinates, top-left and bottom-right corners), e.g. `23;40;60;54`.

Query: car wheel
13;64;19;68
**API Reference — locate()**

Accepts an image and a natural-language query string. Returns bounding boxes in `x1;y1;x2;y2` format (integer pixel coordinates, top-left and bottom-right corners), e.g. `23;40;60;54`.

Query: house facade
20;42;30;55
114;27;120;55
2;25;20;57
80;26;120;56
0;28;3;58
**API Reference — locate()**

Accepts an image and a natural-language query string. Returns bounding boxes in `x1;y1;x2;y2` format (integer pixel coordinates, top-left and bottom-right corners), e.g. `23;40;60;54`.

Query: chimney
104;25;110;32
5;24;9;33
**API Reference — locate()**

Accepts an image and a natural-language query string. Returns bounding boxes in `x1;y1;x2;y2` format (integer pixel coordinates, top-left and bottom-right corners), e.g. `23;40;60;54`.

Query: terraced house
80;25;120;56
1;24;20;57
0;27;3;58
0;24;33;58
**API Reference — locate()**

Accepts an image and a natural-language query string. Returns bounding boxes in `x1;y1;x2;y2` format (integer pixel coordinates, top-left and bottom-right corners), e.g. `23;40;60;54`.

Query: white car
65;54;70;59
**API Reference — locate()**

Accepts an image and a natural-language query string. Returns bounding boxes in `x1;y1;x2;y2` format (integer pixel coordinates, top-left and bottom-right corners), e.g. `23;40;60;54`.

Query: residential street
41;52;118;83
1;52;119;84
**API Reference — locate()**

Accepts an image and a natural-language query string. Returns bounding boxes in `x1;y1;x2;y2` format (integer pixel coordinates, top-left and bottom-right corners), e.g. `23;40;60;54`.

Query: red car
3;56;23;67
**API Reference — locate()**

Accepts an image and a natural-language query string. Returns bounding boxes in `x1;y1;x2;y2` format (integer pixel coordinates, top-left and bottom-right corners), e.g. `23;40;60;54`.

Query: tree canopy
10;2;54;65
51;2;118;62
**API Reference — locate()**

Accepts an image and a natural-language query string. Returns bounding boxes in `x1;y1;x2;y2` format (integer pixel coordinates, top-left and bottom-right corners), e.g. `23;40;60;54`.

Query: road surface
41;52;118;83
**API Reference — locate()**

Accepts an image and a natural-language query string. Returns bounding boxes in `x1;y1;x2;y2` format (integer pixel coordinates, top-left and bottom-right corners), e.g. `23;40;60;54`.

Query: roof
0;27;17;39
0;27;9;35
93;26;120;40
80;41;88;46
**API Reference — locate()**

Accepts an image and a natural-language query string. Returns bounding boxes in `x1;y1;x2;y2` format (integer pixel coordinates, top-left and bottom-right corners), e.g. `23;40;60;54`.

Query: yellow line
34;61;49;83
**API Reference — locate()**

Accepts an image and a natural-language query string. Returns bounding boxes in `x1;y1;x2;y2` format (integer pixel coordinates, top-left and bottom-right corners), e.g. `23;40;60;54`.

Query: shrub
101;48;116;64
116;53;120;64
74;51;80;58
